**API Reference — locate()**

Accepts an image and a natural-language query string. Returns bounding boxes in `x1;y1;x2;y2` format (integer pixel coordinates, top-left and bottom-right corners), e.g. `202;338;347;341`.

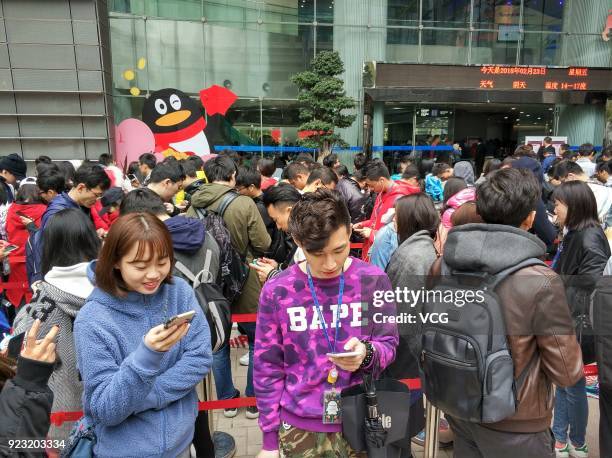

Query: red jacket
6;203;47;306
261;176;277;191
91;200;119;232
361;180;420;260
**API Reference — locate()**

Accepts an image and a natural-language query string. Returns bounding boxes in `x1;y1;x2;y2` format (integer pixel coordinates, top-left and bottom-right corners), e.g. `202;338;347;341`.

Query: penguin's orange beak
155;110;191;127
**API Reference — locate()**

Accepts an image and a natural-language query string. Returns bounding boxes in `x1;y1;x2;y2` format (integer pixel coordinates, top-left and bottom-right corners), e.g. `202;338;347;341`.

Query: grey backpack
421;258;545;423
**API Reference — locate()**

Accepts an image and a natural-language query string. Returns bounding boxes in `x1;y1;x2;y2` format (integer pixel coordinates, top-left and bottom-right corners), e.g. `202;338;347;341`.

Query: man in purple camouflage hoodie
254;189;399;457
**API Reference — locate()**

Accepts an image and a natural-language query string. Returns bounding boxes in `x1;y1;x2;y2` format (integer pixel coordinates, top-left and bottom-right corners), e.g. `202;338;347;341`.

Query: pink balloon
114;119;155;170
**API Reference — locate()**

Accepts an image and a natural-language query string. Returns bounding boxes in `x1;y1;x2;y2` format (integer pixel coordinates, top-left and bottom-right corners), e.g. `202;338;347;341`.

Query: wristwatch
359;340;374;369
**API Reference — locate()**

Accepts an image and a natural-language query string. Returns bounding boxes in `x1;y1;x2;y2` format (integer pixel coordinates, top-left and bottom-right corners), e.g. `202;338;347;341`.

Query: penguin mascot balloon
142;85;237;157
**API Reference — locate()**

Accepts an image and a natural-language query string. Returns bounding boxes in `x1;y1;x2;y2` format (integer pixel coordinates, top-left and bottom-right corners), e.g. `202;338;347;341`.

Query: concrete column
372;101;385;159
557;104;606;146
333;0;387;147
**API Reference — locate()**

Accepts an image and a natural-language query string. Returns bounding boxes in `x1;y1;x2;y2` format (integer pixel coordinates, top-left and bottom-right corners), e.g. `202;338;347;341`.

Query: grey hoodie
385;230;438;370
13;262;93;441
443;223;545;273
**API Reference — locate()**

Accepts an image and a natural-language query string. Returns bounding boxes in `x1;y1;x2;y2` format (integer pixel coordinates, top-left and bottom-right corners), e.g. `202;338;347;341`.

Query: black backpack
421;258;545;423
591;275;612;389
174;258;232;353
193;191;249;305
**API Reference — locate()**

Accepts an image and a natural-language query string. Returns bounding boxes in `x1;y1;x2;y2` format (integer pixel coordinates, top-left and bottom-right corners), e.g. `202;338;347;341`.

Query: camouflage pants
278;422;366;458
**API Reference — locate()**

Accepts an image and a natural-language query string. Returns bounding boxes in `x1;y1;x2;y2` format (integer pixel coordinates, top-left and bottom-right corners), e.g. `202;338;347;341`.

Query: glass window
146;19;204;94
224;98;262;145
559;35;612;68
471;28;518;64
422;30;469;64
520;31;561;65
316;0;334;24
386;28;419;62
261;99;301;146
109;18;148;95
315;24;333;52
422;0;470;28
387;0;419;27
522;0;564;32
112;94;145;123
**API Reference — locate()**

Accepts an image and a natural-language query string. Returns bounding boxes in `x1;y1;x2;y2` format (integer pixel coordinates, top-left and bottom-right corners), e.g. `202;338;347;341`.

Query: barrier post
206;373;215;434
423;400;440;458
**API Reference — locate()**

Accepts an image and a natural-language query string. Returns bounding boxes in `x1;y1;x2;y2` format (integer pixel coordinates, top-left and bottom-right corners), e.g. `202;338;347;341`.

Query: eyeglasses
88;188;104;199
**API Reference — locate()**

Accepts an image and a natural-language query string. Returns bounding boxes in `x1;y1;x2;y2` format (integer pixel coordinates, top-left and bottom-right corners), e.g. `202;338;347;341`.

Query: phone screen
164;310;196;329
3;244;19;254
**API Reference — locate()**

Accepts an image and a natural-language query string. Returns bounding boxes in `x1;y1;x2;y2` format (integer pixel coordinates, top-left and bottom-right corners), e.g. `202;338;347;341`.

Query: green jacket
187;183;271;313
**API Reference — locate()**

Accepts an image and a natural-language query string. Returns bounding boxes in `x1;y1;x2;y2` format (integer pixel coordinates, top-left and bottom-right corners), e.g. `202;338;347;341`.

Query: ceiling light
526;114;530;117
548;107;554;111
520;111;524;114
504;116;508;119
511;107;516;110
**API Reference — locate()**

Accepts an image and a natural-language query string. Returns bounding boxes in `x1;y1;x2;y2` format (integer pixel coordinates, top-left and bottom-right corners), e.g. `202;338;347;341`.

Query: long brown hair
95;213;174;297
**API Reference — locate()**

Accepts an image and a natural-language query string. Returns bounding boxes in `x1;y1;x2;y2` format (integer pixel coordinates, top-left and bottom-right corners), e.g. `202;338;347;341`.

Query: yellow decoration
137;58;147;69
129;86;141;96
161;148;191;161
123;69;135;81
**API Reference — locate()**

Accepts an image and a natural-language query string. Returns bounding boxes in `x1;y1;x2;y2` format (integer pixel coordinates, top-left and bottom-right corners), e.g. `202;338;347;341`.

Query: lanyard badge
306;265;345;424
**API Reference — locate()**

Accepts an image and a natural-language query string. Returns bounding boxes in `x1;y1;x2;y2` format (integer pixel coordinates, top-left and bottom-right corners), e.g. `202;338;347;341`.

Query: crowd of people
0;139;610;457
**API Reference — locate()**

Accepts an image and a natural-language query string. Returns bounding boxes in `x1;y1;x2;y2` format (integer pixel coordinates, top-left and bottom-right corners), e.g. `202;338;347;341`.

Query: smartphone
128;174;140;184
326;351;362;358
163;310;196;329
15;211;29;218
3;244;19;254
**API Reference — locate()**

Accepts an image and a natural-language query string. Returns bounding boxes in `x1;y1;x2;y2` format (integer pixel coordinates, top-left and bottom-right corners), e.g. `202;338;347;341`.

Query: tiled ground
212;345;601;458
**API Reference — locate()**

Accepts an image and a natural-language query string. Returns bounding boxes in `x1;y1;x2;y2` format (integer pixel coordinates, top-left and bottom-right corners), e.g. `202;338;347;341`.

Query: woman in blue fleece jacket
74;213;212;458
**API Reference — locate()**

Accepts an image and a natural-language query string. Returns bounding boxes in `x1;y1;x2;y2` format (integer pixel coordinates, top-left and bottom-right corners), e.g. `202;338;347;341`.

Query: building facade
1;0;611;161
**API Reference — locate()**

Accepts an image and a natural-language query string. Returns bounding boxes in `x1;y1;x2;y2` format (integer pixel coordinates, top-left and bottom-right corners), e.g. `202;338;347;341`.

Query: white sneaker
239;353;249;366
568;442;588;458
555;443;570;458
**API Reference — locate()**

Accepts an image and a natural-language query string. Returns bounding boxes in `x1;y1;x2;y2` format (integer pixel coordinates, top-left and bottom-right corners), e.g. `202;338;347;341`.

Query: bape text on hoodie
254;257;398;451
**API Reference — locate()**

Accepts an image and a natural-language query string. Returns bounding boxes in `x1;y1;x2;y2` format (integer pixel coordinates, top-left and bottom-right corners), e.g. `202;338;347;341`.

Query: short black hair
181;158;199;179
306;165;339;186
601;146;612;160
579;143;594;157
288;188;350;252
37;171;66;194
334;164;350;178
362;159;390;180
553;181;600;231
322;153;338;168
120;188;166;216
35;155;52;166
543;136;552;143
401;164;420;180
42;208;100;276
552;160;584;179
476;168;540;227
36;162;60;176
236;167;261;189
432;162;451;177
560;143;571;152
73;164;111;191
562;150;579;161
596;161;611;174
353;152;367;171
295;152;314;164
58;161;76;186
204;155;238;183
187;155;204;171
263;183;302;208
98;153;112;166
139;153;157;170
149;161;186;184
257;158;275;178
483;158;502;176
285;162;310;181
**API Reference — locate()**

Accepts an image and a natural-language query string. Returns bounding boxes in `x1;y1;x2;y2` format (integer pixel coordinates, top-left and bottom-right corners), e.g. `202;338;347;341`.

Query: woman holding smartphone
74;212;212;458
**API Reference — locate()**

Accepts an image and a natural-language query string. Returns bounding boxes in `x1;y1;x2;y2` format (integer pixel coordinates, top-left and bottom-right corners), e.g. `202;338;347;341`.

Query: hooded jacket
360;180;420;261
186;183;270;313
164;215;221;285
6;202;47;306
13;262;94;441
0;356;54;458
336;177;366;223
441;187;476;229
432;224;583;433
385;230;438;377
453;161;475;186
74;263;212;458
26;192;84;284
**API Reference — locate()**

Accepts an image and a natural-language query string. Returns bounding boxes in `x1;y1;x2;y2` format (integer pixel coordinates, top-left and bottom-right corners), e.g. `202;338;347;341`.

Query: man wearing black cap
0;153;27;203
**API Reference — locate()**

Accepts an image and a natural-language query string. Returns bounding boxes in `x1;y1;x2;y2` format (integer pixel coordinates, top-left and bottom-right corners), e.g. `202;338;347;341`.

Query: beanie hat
0;154;27;181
